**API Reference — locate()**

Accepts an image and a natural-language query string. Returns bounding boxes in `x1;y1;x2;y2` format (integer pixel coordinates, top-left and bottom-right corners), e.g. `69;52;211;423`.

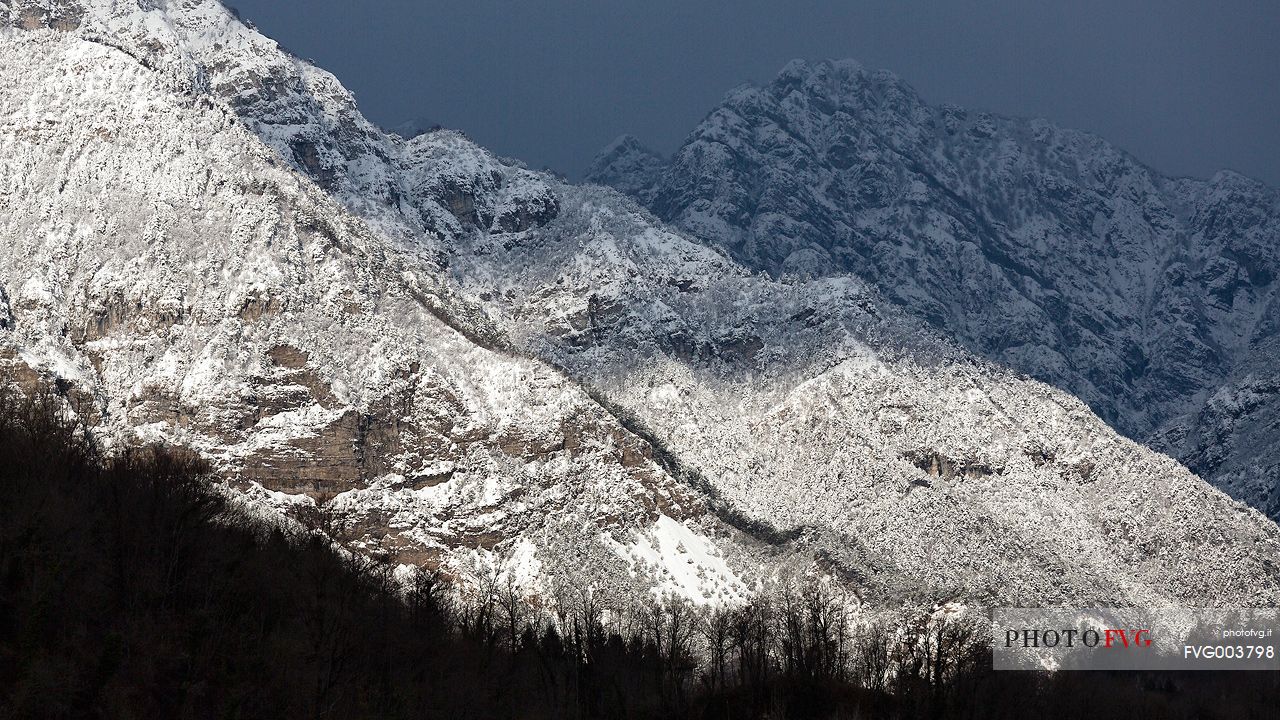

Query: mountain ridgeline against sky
1;0;1278;619
587;58;1280;521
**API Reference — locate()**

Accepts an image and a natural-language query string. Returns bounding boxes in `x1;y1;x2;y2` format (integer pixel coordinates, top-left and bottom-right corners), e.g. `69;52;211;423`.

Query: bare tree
497;568;528;654
853;618;893;693
731;595;774;690
699;604;735;692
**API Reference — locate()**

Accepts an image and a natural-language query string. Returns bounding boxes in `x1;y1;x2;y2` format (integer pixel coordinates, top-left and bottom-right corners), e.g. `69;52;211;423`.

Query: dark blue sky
227;0;1280;184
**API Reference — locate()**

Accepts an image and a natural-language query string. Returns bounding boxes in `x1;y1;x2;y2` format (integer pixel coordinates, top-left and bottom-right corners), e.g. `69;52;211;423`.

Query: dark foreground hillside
0;385;1277;720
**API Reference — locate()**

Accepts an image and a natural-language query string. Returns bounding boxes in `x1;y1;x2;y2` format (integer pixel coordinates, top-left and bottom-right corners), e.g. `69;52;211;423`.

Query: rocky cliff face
0;6;752;608
587;58;1280;521
2;3;1278;608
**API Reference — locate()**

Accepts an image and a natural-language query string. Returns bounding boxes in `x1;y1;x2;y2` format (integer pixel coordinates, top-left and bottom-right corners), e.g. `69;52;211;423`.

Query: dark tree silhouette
2;381;1277;719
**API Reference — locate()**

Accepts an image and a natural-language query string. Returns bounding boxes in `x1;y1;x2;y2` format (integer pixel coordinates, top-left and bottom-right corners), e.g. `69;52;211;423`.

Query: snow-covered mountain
0;0;755;608
2;2;1278;609
386;116;442;140
587;58;1280;523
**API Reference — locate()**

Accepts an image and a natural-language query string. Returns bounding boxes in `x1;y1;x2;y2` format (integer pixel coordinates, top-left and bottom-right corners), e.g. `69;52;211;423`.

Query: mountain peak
583;134;665;198
765;58;915;102
596;133;658;159
387;116;443;139
591;56;1280;524
776;57;865;80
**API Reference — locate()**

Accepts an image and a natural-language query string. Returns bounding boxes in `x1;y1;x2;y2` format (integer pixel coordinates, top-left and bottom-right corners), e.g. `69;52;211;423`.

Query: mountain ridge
2;3;1278;609
587;56;1280;522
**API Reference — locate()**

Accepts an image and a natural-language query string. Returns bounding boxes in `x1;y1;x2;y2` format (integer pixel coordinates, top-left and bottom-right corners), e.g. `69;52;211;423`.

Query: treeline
2;385;1278;719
